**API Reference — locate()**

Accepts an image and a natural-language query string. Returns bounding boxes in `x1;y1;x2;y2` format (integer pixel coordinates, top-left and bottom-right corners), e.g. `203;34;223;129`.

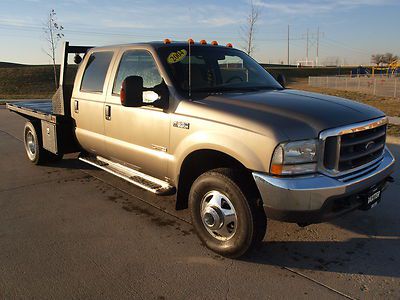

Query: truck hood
190;89;385;141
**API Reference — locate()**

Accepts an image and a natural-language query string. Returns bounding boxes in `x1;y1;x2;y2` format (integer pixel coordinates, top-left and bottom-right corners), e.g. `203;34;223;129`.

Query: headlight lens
271;139;318;175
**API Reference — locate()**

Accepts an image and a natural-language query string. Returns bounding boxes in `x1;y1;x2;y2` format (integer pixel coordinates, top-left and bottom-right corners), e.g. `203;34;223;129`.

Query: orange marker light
188;38;194;45
200;39;207;45
226;43;233;48
164;38;171;44
270;164;283;175
211;40;218;46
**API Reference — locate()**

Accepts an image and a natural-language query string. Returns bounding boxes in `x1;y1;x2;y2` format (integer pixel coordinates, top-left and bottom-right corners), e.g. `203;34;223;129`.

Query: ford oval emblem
365;141;375;151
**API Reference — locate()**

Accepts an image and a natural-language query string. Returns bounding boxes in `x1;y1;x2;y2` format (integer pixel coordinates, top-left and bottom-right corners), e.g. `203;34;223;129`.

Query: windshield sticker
167;49;187;64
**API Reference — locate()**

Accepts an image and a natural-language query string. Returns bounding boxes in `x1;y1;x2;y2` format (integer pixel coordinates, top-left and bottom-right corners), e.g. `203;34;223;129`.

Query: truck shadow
42;156;96;171
328;141;399;238
246;237;400;277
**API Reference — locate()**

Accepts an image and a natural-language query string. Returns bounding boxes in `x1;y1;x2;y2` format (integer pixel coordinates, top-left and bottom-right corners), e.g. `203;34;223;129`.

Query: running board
79;154;176;195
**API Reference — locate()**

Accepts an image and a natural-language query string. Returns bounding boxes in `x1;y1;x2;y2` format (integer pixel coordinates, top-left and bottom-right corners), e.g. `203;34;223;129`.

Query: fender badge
173;121;190;130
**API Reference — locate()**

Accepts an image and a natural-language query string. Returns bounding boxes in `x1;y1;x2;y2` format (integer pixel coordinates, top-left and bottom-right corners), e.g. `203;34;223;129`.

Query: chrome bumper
253;147;395;222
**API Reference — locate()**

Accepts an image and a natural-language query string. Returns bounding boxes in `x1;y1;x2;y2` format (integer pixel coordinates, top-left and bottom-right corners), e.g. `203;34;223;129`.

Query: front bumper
253;147;395;224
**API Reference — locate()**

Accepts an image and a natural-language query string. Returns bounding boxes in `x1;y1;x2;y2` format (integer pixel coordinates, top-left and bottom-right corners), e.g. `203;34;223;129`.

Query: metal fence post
373;78;377;95
395;77;398;98
326;76;329;88
358;76;361;92
345;77;348;89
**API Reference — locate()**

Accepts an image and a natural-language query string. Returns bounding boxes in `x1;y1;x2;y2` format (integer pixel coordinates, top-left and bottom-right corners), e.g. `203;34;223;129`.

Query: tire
23;121;53;165
189;168;267;258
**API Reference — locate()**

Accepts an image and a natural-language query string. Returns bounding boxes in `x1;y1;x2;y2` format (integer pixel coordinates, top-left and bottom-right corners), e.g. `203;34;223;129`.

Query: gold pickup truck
7;40;395;258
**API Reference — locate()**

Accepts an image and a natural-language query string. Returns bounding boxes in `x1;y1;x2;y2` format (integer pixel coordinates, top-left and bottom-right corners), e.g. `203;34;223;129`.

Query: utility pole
316;26;320;66
306;28;309;65
287;24;290;66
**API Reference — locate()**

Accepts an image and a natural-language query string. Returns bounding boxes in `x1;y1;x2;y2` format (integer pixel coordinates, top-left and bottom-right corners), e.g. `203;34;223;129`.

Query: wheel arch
175;148;258;210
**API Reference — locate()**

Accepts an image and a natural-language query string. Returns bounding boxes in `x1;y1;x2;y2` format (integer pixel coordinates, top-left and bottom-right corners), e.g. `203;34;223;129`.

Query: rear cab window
81;51;114;93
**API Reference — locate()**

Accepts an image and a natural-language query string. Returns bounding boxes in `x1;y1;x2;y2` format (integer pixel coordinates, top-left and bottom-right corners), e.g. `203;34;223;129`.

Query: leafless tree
43;9;64;90
371;54;385;66
371;53;398;66
384;53;398;64
240;1;260;56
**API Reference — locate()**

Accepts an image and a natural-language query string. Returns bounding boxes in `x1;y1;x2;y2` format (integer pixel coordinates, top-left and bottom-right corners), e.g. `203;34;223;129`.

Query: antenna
188;38;193;99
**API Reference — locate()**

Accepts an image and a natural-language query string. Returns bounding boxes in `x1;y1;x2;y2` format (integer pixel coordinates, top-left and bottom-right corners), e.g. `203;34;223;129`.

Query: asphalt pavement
0;106;399;299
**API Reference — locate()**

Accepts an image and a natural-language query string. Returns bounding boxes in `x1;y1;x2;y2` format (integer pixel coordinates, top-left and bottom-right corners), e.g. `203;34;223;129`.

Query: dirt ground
288;78;400;136
288;78;400;117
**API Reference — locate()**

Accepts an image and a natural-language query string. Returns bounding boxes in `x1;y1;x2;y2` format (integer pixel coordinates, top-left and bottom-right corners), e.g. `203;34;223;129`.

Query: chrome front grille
319;117;388;176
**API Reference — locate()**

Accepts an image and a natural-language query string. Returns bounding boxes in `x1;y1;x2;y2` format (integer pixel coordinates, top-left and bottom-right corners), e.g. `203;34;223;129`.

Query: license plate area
359;185;382;210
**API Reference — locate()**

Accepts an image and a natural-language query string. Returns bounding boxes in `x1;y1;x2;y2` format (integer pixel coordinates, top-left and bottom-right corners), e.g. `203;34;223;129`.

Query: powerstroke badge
173;121;190;130
167;49;187;64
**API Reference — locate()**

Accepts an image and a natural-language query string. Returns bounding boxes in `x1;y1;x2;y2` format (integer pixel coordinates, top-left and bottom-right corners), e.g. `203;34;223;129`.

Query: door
104;49;171;180
72;50;114;155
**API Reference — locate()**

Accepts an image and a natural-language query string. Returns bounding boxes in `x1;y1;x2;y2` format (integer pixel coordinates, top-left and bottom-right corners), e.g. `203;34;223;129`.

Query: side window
113;50;163;97
80;51;114;93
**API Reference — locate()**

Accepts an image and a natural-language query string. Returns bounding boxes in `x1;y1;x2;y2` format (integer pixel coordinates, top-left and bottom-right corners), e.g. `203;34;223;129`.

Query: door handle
105;105;111;120
74;100;79;113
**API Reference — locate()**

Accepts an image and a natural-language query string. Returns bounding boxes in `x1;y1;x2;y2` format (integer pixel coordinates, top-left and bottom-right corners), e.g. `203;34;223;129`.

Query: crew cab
7;40;395;258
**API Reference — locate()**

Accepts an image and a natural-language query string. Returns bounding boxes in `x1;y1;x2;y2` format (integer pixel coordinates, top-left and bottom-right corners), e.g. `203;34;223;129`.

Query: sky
0;0;399;65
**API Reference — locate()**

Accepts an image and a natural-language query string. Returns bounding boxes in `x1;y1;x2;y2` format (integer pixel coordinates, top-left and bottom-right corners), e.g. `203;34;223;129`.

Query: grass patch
387;124;400;136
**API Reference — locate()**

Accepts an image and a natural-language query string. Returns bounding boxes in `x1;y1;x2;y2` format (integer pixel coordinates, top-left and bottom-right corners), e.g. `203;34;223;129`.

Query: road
0;106;399;299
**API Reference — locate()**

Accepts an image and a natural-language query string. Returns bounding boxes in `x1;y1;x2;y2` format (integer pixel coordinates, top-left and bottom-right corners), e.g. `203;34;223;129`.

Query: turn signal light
164;38;171;44
200;39;207;45
270;164;283;175
226;43;233;48
211;41;218;46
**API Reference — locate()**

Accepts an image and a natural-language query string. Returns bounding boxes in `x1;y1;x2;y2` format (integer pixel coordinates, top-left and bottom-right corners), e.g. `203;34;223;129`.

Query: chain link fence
308;75;400;99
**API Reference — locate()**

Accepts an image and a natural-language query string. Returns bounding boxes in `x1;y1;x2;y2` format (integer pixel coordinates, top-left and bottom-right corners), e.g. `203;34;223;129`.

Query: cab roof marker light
188;38;195;45
164;38;172;44
211;41;218;46
200;39;207;45
226;43;233;48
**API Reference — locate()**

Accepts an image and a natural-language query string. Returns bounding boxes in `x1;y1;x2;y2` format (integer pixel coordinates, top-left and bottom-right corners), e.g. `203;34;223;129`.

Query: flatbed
7;100;58;123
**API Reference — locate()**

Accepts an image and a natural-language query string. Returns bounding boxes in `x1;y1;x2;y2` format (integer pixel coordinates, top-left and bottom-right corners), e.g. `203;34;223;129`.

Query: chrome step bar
79;154;175;195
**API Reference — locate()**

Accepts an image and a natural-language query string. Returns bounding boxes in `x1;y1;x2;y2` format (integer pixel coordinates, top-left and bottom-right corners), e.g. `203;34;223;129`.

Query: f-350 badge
173;121;190;130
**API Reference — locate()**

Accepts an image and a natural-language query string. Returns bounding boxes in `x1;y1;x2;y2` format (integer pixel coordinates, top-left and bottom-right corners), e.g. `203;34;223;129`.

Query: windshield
158;45;282;95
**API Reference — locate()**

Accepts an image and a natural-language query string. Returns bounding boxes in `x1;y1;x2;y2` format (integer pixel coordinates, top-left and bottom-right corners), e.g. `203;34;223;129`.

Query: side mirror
276;74;286;88
120;76;144;107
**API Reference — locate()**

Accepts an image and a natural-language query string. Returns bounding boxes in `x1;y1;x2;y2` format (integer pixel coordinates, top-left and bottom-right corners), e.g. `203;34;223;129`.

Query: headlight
270;139;318;175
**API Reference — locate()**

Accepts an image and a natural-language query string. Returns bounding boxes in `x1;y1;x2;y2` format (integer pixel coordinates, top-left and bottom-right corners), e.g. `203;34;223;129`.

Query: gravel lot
0;106;399;299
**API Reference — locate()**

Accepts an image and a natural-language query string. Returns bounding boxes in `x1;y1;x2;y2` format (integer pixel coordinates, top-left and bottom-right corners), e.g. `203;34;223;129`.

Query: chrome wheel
201;190;238;241
25;130;36;160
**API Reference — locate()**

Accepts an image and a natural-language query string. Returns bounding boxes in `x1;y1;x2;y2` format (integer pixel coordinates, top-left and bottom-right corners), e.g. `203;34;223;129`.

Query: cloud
199;17;238;27
253;0;396;15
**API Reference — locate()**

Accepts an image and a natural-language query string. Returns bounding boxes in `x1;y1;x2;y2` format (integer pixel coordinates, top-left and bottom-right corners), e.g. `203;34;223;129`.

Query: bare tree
43;9;64;90
384;53;398;64
371;54;385;66
240;1;260;56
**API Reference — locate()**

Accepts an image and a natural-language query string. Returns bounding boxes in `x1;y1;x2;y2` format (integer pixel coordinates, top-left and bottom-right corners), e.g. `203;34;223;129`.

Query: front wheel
189;168;266;258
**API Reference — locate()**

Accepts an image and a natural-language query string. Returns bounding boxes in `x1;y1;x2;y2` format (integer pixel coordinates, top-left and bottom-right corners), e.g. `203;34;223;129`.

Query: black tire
189;168;267;258
24;121;47;164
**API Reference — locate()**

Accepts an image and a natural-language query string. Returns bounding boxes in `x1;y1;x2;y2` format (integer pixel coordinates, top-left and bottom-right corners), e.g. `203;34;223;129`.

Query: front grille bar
318;116;388;177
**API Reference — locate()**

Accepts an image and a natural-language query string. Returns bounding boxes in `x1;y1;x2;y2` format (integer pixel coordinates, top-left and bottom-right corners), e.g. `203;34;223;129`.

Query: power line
0;22;306;43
